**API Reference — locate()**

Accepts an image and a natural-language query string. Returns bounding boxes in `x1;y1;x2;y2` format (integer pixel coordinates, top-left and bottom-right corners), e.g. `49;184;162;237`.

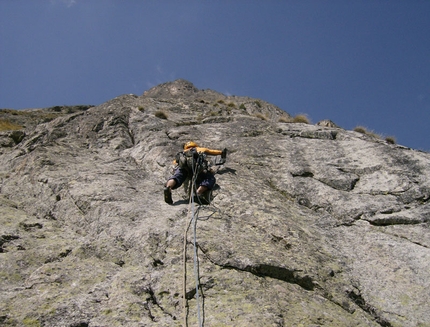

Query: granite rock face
1;79;429;327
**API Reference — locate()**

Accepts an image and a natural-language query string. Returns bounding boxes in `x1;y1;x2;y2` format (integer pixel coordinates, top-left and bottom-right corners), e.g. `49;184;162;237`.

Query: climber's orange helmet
184;141;198;150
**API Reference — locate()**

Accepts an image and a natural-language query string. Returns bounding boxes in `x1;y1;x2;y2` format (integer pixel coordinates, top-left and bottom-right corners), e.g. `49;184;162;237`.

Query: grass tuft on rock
353;126;382;140
385;136;396;144
278;116;292;123
354;126;367;134
292;114;310;124
154;111;168;119
254;113;268;121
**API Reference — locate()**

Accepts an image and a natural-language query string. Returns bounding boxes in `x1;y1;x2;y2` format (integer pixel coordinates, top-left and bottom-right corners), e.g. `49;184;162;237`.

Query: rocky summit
1;79;429;327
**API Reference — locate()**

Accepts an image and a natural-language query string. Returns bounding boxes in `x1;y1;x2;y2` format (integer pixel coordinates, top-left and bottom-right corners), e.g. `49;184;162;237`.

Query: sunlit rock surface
1;80;429;326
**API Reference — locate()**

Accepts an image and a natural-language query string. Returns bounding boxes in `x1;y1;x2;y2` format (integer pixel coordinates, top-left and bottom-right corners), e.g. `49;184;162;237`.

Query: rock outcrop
1;79;429;327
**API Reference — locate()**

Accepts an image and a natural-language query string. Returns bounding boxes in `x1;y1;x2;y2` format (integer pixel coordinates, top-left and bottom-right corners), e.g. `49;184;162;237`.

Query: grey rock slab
1;80;429;326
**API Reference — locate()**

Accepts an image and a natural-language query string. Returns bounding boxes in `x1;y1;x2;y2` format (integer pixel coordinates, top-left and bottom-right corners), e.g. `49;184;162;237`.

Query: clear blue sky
1;1;429;151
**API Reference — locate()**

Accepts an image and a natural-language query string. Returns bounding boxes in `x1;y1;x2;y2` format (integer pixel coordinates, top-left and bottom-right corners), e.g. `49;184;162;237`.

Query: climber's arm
197;147;222;156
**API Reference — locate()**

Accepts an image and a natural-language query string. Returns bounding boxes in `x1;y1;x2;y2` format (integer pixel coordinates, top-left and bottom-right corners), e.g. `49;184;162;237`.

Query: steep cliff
1;80;429;327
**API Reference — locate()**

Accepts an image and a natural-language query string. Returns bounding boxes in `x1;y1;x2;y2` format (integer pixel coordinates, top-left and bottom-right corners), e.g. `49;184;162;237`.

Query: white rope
191;185;203;327
183;199;190;327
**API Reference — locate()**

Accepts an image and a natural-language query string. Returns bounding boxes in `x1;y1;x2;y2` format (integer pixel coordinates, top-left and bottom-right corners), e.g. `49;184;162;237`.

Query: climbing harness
176;148;207;175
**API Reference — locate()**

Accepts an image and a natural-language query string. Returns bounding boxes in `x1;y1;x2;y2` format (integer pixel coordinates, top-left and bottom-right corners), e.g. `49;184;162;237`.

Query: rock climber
164;141;227;204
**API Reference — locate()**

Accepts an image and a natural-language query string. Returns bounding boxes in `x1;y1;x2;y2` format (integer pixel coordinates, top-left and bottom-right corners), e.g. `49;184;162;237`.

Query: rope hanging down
182;152;223;326
182;159;205;327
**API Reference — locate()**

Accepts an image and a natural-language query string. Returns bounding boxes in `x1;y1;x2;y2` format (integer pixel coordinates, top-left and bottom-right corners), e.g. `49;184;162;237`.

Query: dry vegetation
385;136;396;144
278;114;310;124
354;125;396;144
353;126;381;139
154;110;168;119
254;113;268;121
353;126;368;134
278;115;291;123
0;119;23;131
292;114;310;124
0;106;92;132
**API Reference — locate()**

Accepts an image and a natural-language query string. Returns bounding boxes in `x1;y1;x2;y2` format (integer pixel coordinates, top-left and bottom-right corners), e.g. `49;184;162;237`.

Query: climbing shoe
164;187;173;204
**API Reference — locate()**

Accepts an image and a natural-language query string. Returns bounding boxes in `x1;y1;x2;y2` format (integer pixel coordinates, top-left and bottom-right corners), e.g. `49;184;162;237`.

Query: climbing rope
183;158;205;327
192;183;203;327
181;152;224;326
182;201;191;327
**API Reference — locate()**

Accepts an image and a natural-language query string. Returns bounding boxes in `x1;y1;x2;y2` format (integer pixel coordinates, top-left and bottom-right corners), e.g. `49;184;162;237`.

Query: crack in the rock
44;248;73;264
291;169;360;192
416;194;430;204
350;177;359;190
141;284;177;322
183;278;215;300
19;222;43;231
201;248;315;291
291;171;314;178
378;230;429;249
281;130;337;140
0;234;20;253
347;288;393;327
366;217;424;226
243;264;315;291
